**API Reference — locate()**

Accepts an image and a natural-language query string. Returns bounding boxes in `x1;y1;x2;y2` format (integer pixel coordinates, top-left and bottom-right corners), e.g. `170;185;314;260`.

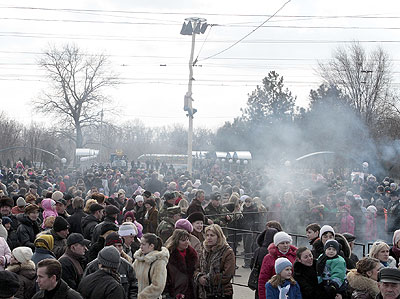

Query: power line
199;0;291;62
1;6;399;19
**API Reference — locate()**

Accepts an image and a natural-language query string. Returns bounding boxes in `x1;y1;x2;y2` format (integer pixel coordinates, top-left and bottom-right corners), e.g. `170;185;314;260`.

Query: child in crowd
265;257;302;299
317;239;347;298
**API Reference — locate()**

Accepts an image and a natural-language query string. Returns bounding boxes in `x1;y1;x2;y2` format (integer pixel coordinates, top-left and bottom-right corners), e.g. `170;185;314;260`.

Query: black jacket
250;227;277;270
16;214;40;251
78;268;125;299
81;214;100;240
91;216;118;243
67;209;86;234
59;249;87;290
293;260;329;299
32;279;82;299
84;256;137;299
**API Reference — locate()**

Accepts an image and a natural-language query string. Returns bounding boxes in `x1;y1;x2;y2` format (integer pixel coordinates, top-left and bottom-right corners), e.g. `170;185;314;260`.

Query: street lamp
180;17;208;174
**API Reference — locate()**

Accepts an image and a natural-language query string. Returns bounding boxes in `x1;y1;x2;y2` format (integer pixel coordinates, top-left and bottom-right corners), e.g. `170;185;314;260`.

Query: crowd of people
0;160;400;298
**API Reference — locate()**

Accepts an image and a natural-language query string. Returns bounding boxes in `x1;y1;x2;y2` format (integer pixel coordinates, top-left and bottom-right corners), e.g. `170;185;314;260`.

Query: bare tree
319;42;393;127
34;44;118;151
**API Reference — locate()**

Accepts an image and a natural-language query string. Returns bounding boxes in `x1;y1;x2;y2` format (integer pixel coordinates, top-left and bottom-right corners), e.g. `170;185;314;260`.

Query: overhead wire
198;0;292;62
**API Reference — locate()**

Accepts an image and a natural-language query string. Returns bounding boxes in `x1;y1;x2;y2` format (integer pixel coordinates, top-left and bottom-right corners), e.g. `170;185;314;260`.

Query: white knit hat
275;257;292;274
367;205;377;214
135;195;144;203
12;246;33;264
273;231;292;246
319;225;335;239
119;222;138;237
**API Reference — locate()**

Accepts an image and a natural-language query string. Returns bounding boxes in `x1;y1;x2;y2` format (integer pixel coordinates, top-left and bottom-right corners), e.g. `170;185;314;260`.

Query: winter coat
6;260;37;299
258;243;297;299
41;228;67;259
365;214;377;242
81;214;100;240
1;213;19;231
135;205;146;225
387;199;400;233
16;214;40;251
347;269;379;299
156;217;175;244
187;199;207;221
293;260;328;299
242;203;259;230
78;269;125;299
204;203;231;226
91;216;118;243
32;279;83;299
317;254;347;287
67;208;86;234
41;198;58;229
6;227;19;250
165;245;198;299
84;256;137;299
143;207;158;234
390;246;400;266
32;247;56;266
59;249;86;291
339;211;355;235
380;256;397;268
265;279;302;299
194;244;235;299
133;247;169;299
0;236;11;270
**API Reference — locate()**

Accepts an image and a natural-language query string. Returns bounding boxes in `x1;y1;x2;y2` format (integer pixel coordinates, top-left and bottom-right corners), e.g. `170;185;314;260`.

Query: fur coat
7;260;37;299
165;245;198;299
347;269;380;299
133;247;169;299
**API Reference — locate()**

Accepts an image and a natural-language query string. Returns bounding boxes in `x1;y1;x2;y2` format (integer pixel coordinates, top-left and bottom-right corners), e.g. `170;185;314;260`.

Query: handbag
247;264;260;291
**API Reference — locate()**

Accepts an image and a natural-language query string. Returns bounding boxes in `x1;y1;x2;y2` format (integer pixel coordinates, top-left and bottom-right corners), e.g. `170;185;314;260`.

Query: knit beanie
175;219;193;233
98;246;121;269
393;229;400;247
119;222;138;237
16;197;26;207
105;232;123;246
53;216;70;232
319;225;335;239
1;216;12;225
324;239;340;252
12;246;33;264
124;211;135;222
273;231;292;246
34;234;54;251
135;195;144;203
275;257;292;274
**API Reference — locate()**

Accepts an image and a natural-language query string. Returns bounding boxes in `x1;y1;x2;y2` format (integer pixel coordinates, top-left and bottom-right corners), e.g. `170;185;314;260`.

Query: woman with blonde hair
178;198;189;216
369;241;397;268
83;199;97;214
165;229;198;299
195;224;235;299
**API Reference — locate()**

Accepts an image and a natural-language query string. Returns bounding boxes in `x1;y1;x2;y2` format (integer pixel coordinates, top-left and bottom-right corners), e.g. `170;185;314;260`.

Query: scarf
278;283;291;299
392;246;400;258
60;247;84;277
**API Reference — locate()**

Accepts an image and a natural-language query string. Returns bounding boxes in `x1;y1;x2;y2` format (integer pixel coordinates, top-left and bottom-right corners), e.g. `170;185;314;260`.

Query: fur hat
187;212;205;224
98;246;120;269
24;203;39;214
12;246;33;264
324;239;340;252
273;231;292;246
175;219;193;233
275;257;292;274
105;205;120;216
0;197;14;208
319;225;335;239
144;200;156;207
143;191;151;198
135;195;144;203
0;271;20;298
51;191;64;202
53;216;70;232
100;223;118;237
105;232;123;246
119;222;138;237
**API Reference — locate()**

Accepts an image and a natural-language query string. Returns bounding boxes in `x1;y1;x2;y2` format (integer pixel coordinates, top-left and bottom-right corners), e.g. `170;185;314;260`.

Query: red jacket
258;243;297;299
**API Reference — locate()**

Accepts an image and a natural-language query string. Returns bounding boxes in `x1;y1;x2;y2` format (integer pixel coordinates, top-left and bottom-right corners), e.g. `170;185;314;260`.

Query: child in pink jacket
41;198;58;229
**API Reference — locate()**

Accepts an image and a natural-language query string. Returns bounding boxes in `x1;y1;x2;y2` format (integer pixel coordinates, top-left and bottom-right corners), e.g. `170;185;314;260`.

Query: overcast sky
0;0;399;130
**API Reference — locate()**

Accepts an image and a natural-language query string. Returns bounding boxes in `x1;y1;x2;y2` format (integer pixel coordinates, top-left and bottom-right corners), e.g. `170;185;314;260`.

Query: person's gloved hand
324;284;337;298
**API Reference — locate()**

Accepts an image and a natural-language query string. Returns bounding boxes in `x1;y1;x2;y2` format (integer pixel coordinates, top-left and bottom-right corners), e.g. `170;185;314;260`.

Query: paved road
232;246;255;299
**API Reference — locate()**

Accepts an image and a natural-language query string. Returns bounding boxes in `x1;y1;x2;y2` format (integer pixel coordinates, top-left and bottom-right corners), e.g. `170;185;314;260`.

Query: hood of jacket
134;246;170;264
347;269;379;298
7;260;36;279
267;243;297;259
335;233;351;258
257;227;278;248
41;198;54;211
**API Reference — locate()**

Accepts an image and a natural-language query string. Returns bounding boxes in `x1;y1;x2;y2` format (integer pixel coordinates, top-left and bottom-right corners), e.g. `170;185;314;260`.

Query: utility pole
180;17;208;174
